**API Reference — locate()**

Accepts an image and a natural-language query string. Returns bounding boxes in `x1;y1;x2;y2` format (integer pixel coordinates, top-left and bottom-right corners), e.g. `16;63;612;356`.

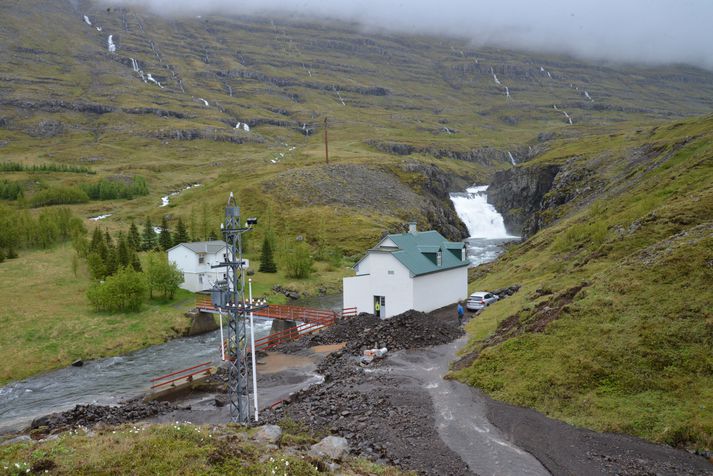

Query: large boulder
253;424;282;444
310;435;349;460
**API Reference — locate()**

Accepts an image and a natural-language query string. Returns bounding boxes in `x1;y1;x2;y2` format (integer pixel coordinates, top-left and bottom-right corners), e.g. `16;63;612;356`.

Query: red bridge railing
149;361;213;390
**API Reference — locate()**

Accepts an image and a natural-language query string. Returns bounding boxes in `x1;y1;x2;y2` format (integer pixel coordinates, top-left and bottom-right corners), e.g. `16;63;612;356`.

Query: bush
0;162;95;174
0;180;24;200
145;252;184;299
0;205;85;253
29;186;89;208
87;267;147;312
283;241;314;279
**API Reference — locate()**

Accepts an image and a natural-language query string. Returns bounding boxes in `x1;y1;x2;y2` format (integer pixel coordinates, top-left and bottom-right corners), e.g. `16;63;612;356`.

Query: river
1;189;515;434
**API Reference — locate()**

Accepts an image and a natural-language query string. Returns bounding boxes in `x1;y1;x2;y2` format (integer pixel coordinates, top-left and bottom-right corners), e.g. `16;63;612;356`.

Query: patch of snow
198;98;209;107
235;122;241;129
547;71;552;79
96;26;102;32
508;151;516;165
242;123;250;132
89;213;111;221
505;86;510;99
270;159;277;164
540;66;545;72
584;90;593;101
107;35;116;53
153;226;162;234
83;15;92;26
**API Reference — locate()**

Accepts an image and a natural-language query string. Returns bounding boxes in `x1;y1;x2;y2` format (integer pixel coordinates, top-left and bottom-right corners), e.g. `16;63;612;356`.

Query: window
198;253;205;264
387;270;395;275
436;251;442;266
461;247;466;261
199;274;204;284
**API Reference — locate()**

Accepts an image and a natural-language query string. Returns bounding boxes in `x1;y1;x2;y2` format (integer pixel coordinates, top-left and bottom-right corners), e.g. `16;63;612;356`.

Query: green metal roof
374;230;468;276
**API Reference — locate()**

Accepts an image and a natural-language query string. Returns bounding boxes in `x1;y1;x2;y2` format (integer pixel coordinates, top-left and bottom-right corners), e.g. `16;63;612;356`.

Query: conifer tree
208;230;218;241
259;235;277;273
131;252;142;272
159;216;173;251
105;237;118;276
174;217;190;244
117;233;130;268
142;217;158;251
90;227;103;253
127;221;141;251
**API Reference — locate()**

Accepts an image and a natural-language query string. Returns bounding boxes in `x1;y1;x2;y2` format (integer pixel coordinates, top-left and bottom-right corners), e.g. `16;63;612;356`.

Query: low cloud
99;0;713;70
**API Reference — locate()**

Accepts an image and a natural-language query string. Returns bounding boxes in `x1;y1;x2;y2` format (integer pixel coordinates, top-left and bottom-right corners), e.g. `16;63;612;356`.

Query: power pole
324;117;329;164
211;193;259;424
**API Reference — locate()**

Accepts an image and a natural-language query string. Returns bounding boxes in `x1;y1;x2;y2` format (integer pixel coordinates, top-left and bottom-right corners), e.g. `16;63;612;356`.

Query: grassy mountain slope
454;114;713;449
2;0;713;386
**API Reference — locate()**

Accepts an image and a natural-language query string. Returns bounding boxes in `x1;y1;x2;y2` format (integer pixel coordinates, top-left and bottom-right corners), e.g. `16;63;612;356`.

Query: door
374;296;385;318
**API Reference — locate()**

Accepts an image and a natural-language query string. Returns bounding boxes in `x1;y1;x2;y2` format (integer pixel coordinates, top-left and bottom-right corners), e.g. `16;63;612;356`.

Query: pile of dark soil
276;309;463;355
29;399;178;434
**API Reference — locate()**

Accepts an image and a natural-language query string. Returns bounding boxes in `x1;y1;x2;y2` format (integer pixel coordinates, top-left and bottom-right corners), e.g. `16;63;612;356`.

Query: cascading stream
450;185;519;266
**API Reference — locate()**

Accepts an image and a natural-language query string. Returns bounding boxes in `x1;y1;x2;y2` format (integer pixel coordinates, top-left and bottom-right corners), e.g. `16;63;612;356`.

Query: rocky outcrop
367;140;532;166
487;165;561;236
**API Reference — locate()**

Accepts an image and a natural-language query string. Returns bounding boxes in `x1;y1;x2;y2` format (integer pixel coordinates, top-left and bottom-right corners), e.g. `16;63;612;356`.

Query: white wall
412;266;468;313
343;253;414;318
168;245;231;292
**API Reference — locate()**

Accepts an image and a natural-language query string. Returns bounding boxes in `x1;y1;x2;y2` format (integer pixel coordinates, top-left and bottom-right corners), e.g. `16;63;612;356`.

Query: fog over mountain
98;0;713;70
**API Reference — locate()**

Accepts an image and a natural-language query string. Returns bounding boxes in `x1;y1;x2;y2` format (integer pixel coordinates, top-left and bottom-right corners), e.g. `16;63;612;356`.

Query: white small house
168;240;249;292
343;223;469;318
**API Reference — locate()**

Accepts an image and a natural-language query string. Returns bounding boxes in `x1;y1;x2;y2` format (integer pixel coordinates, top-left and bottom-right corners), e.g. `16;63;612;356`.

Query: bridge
148;296;357;393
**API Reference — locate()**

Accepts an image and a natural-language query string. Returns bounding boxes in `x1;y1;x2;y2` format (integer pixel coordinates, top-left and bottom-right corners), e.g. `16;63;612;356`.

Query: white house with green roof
343;223;469;318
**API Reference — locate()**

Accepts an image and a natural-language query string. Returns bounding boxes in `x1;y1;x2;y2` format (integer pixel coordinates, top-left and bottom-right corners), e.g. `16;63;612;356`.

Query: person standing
457;302;465;325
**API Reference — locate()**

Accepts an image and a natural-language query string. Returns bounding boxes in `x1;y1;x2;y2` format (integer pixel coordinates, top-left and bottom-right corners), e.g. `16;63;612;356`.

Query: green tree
142;217;158;251
146;252;183;299
87;251;106;280
117;233;130;268
283;240;313;279
105;239;118;276
158;216;173;251
259;235;277;273
208;230;218;241
174;217;190;244
87;267;147;312
189;207;198;242
131;252;142;272
90;227;104;253
0;249;5;263
200;203;209;241
127;221;141;251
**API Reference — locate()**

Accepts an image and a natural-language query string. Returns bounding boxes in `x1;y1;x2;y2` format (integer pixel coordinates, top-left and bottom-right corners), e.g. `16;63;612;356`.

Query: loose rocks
253;424;282;444
29;399;177;434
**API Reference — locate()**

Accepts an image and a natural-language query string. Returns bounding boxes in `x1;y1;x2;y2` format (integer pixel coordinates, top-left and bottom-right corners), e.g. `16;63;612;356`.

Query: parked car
466;291;499;311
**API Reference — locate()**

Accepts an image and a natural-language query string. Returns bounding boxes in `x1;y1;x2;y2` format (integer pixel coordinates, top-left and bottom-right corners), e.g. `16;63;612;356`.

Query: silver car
466;292;499;311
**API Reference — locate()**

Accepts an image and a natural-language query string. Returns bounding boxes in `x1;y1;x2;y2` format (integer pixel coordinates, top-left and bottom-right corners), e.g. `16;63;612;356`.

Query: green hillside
454;114;713;450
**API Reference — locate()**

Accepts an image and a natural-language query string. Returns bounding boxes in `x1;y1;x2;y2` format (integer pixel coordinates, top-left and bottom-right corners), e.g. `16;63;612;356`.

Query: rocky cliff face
487;165;560;236
488;159;605;237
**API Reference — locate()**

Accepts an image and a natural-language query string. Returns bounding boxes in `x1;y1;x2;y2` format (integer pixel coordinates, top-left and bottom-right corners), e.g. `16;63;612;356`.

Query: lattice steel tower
211;192;256;424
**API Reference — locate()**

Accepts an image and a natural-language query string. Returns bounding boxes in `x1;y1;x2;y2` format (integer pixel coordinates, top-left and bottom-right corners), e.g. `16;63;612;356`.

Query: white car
466;292;499;311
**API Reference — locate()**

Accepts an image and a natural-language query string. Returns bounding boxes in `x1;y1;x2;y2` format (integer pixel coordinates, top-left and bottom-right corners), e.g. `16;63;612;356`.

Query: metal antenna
211;193;257;424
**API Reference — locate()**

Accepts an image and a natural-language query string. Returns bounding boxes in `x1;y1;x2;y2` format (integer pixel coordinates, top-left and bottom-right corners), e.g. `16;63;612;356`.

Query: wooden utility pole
324;117;329;164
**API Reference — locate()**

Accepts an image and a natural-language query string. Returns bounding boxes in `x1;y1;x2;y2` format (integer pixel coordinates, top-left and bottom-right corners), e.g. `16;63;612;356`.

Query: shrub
87;267;147;312
283;241;314;279
145;252;183;299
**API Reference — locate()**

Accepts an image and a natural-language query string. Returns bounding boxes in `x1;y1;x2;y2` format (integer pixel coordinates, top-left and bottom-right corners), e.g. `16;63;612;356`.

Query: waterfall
107;35;116;53
507;151;517;165
450;186;514;239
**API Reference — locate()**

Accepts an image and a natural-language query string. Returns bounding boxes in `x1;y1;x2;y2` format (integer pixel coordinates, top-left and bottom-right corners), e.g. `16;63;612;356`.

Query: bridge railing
149;361;213;390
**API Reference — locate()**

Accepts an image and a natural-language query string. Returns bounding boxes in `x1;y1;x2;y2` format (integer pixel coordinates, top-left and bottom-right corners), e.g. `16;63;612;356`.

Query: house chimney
408;221;417;234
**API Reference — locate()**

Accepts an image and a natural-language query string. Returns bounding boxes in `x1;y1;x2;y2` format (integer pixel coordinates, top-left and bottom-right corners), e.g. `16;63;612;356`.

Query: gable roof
371;230;468;277
169;240;227;254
